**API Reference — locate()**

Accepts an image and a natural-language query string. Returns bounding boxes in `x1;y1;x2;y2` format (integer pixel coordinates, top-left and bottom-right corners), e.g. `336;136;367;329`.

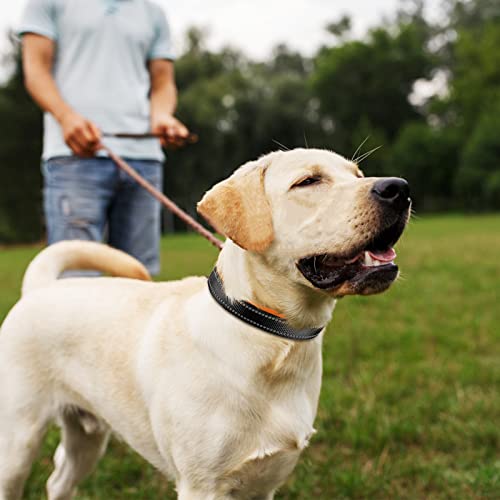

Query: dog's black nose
371;177;410;210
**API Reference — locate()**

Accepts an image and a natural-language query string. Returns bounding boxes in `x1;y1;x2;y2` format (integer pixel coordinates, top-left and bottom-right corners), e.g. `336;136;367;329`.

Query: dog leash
102;131;199;146
100;139;223;250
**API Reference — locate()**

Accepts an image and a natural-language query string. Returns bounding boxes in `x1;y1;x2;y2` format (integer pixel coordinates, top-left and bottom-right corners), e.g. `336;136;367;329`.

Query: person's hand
59;111;101;157
151;113;189;148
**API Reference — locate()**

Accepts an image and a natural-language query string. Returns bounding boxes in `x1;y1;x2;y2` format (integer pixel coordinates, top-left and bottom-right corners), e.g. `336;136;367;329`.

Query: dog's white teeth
364;252;373;266
363;251;382;267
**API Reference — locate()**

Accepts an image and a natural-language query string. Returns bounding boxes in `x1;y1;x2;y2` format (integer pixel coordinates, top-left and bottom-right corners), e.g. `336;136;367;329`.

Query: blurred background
1;0;499;242
0;1;499;499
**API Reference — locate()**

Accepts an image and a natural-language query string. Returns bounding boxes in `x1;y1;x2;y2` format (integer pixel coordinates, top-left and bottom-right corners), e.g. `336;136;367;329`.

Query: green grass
1;214;499;499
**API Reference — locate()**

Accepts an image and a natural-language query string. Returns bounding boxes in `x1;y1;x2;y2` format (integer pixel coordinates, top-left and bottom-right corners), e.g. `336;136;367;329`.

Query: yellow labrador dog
0;148;410;500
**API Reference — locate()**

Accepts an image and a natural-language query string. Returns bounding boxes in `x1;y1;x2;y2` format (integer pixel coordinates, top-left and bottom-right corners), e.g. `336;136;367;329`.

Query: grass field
0;214;499;499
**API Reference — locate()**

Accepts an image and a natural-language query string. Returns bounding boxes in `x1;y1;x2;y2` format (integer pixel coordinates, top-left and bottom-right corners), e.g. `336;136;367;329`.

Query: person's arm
22;33;101;157
149;59;189;148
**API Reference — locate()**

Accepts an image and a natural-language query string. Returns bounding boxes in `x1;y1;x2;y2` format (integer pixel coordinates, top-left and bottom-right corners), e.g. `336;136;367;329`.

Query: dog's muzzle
297;177;411;296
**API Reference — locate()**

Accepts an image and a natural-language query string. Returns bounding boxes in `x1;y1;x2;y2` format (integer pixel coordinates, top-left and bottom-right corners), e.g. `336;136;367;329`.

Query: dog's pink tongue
368;248;396;262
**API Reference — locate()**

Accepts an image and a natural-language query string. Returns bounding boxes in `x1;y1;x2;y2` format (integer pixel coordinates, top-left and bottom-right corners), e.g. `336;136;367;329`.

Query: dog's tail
22;240;151;295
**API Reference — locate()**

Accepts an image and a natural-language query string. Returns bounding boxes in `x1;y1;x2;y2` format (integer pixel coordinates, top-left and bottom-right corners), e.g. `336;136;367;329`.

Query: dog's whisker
272;139;290;151
355;144;382;163
351;135;370;162
355;145;382;164
354;145;379;164
303;131;309;149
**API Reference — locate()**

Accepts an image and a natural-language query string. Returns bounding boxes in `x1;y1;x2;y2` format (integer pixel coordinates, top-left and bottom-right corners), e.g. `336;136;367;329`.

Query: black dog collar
207;268;324;341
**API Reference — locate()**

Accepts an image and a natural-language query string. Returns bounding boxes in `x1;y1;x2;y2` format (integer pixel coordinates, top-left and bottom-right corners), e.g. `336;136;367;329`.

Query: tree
446;0;500;30
311;19;434;161
0;36;43;243
326;15;351;40
455;99;500;209
388;122;460;210
444;22;500;131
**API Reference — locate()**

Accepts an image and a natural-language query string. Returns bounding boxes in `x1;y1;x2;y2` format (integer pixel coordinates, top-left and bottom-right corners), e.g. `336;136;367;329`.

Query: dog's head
198;148;410;298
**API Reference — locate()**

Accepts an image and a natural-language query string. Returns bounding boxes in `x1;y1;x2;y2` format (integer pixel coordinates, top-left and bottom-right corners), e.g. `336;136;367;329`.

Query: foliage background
0;0;499;243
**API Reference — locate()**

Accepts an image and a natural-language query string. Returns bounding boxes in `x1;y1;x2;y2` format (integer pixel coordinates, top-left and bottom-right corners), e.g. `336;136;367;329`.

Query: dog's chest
161;365;319;493
223;370;321;493
220;409;317;497
156;307;323;491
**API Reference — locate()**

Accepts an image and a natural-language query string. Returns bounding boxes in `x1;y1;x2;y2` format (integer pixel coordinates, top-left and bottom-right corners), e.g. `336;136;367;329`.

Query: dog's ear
197;161;274;252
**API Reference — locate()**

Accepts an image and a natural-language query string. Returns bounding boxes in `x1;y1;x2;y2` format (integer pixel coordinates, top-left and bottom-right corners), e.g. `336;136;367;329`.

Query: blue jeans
43;156;163;275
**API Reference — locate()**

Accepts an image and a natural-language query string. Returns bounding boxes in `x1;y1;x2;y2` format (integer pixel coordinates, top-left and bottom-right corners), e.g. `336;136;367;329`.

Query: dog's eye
292;176;322;188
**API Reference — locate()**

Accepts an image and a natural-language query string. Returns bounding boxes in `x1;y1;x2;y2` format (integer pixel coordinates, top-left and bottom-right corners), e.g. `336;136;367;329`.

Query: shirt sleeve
148;6;176;61
17;0;58;41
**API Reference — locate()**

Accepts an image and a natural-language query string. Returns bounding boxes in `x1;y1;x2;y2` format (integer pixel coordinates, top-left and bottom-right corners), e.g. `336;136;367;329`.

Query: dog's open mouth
297;218;406;294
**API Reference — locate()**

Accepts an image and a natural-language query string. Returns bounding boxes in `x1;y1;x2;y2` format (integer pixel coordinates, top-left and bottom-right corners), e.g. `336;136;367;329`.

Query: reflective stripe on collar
207;268;324;341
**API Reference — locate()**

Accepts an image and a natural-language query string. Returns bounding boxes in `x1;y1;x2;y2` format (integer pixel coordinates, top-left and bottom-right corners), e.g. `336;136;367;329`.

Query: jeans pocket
43;156;75;175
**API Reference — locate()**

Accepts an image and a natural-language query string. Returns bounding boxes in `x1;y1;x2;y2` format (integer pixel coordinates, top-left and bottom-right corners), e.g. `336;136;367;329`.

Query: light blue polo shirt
19;0;176;161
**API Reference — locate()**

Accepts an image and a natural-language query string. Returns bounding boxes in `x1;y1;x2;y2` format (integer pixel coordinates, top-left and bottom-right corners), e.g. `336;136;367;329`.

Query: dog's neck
215;241;336;330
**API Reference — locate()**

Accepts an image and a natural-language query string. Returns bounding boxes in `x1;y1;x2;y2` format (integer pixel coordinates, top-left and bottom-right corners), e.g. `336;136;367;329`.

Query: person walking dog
19;0;189;275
